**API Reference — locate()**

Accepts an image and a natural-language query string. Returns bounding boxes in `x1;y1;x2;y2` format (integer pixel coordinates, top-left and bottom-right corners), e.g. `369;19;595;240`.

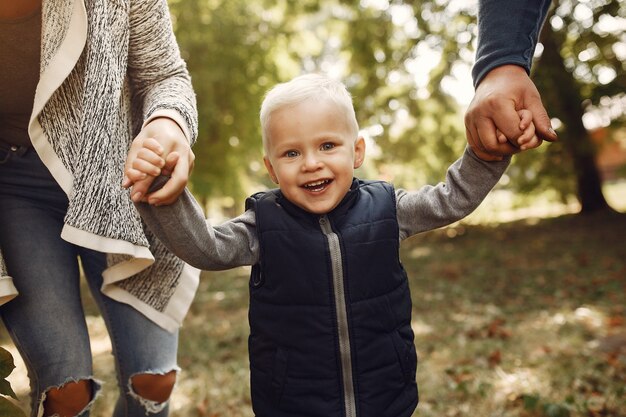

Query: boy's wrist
466;145;512;163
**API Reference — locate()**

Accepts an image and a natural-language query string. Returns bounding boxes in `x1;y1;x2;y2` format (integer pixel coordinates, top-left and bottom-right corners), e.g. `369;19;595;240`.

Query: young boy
127;74;539;417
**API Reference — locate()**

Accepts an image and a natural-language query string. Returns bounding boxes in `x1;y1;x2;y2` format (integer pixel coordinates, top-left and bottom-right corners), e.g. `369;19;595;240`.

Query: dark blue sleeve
472;0;552;88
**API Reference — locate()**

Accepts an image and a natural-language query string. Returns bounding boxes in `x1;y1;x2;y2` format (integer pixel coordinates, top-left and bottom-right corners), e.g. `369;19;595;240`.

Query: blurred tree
347;1;478;185
169;0;284;206
168;0;625;214
530;0;625;213
261;0;479;186
169;0;479;205
307;0;625;212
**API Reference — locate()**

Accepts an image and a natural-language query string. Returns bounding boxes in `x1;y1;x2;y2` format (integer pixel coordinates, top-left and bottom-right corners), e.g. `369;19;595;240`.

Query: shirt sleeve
136;187;260;270
472;0;552;87
396;147;510;240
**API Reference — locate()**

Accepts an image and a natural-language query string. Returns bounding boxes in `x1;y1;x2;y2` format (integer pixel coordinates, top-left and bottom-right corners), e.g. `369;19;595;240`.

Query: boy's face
263;98;365;214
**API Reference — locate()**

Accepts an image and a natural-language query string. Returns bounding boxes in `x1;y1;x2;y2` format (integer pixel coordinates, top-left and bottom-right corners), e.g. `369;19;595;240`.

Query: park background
2;0;625;416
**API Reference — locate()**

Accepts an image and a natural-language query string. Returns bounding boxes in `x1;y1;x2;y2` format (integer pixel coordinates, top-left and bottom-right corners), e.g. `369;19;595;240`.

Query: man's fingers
474;116;522;158
466;125;503;161
489;102;524;146
465;124;483;154
527;100;558;142
496;129;508;144
474;117;503;153
517;109;532;130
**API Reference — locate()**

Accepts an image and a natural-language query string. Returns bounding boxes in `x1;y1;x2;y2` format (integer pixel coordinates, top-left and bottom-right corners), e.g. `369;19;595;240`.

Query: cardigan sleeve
472;0;552;87
127;0;198;143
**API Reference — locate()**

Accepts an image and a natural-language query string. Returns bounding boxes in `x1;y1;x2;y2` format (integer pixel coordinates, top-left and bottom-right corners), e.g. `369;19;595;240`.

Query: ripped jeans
0;144;179;417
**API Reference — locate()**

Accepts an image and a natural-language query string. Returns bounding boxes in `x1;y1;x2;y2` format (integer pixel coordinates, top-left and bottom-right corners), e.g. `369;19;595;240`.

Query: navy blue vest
246;179;418;417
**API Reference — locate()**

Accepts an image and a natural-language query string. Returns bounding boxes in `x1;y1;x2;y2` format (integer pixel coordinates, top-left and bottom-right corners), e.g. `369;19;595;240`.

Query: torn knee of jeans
128;369;179;414
38;377;101;417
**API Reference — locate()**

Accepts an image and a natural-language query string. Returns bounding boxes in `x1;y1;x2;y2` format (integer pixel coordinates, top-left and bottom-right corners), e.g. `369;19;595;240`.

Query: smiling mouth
302;179;332;192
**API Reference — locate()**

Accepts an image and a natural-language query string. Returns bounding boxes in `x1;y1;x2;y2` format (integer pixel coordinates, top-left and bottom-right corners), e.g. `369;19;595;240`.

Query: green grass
404;211;626;417
3;210;625;417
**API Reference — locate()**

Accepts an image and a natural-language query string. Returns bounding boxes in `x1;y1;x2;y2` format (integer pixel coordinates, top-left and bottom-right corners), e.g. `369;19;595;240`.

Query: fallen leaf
488;350;502;367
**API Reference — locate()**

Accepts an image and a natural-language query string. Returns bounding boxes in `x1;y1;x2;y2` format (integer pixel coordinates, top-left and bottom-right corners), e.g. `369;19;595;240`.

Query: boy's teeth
304;179;329;189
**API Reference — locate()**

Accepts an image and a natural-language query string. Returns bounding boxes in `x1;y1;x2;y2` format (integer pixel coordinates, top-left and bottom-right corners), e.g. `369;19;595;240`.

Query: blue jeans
0;143;179;417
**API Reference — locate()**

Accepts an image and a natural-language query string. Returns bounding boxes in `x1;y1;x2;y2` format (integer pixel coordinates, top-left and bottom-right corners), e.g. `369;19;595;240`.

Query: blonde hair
260;73;359;153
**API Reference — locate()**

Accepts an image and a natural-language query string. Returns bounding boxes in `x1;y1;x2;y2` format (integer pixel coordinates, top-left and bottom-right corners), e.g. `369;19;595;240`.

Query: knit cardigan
0;0;199;332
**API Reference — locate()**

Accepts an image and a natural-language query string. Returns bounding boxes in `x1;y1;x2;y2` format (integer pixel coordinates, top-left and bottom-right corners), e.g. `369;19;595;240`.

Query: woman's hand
123;117;195;205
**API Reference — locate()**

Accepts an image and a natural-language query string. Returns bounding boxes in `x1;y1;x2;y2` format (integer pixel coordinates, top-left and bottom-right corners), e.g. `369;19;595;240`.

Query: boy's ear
263;156;279;184
353;136;366;169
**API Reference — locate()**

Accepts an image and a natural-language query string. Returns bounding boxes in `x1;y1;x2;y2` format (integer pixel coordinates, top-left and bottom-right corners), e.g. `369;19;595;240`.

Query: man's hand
465;65;557;160
123;117;195;205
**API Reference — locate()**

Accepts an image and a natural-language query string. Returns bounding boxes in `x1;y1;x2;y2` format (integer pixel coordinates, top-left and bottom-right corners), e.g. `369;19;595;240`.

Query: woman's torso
0;1;41;148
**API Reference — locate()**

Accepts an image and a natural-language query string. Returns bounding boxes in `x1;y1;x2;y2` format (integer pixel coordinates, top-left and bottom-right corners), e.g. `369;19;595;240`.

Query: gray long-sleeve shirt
137;148;510;271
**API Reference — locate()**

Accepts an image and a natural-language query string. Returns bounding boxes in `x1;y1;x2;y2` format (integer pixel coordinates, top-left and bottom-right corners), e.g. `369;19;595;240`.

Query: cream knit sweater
0;0;199;332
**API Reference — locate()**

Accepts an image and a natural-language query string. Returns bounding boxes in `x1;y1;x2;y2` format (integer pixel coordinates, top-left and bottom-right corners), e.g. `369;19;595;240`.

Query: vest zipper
319;215;357;417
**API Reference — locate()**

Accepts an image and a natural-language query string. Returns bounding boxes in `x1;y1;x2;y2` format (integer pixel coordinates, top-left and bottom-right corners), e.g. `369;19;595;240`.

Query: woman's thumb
161;152;180;176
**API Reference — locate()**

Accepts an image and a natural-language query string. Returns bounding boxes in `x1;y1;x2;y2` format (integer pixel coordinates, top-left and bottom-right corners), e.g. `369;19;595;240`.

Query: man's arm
466;0;557;154
472;0;552;87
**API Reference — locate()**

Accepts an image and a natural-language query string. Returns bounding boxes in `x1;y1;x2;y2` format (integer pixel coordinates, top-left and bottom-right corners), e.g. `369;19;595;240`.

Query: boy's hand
471;109;542;161
494;109;542;151
469;110;543;160
513;109;542;151
125;137;166;181
123;117;194;205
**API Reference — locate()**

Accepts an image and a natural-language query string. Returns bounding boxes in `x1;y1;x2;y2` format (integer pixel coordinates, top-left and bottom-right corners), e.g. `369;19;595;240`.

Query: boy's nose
301;153;323;171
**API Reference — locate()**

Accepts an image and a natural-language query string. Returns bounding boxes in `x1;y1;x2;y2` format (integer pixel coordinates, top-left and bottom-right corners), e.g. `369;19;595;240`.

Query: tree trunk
535;19;612;213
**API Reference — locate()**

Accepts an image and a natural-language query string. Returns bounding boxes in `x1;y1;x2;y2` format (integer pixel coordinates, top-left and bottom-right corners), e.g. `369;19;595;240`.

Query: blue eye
321;143;335;151
285;150;299;158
